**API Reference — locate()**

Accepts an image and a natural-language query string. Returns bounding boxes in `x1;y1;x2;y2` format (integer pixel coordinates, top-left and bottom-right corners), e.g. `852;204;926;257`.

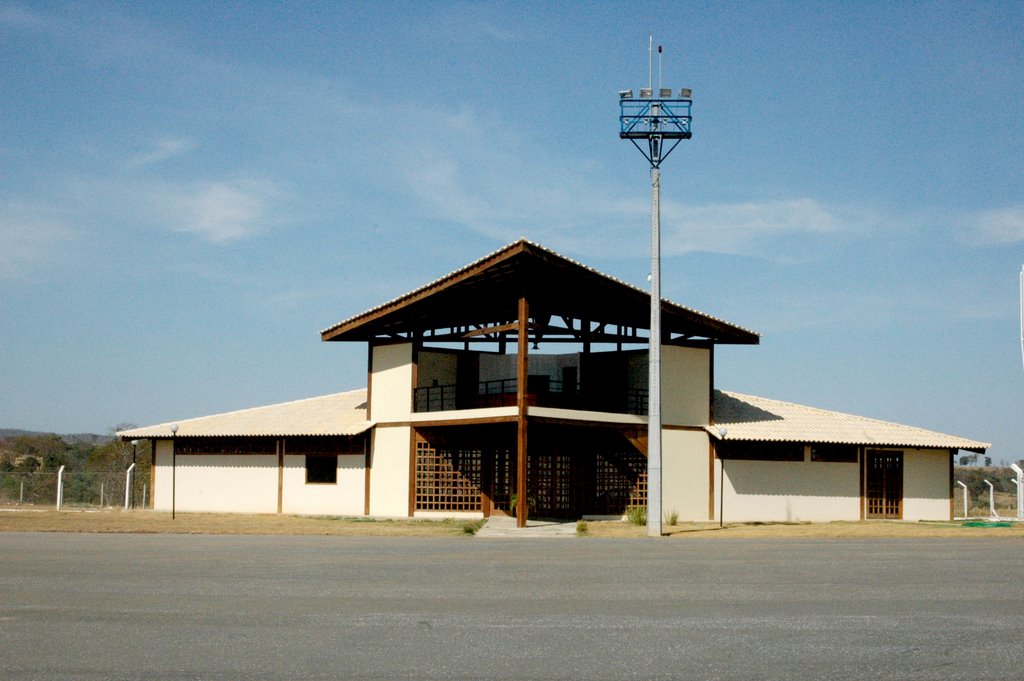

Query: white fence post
1011;464;1023;521
56;465;65;510
984;479;998;518
124;464;136;511
142;484;147;509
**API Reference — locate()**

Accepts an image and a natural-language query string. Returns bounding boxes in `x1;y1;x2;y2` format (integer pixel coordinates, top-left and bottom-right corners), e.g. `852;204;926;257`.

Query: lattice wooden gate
866;450;903;519
414;441;483;512
591;451;647;516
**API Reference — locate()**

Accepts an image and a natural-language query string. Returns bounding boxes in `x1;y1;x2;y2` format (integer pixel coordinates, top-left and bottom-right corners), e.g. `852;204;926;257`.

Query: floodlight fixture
679;88;692;98
619;90;633;99
659;88;673;98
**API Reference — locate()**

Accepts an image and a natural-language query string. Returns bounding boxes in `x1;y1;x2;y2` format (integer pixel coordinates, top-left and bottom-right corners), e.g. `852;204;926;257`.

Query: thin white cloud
967;205;1024;245
172;181;269;244
662;198;843;256
126;138;195;168
395;104;848;259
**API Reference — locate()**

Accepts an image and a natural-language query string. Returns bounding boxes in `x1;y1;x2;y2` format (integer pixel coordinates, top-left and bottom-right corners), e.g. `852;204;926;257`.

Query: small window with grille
305;455;337;484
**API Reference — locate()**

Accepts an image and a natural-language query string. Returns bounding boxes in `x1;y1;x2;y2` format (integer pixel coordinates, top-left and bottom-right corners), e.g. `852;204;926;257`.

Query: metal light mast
619;49;692;537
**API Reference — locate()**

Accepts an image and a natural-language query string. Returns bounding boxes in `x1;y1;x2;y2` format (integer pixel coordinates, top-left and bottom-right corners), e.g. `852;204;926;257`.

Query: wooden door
866;450;903;519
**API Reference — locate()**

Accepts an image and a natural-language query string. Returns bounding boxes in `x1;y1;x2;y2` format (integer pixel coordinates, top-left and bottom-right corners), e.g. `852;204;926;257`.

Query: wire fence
0;468;149;509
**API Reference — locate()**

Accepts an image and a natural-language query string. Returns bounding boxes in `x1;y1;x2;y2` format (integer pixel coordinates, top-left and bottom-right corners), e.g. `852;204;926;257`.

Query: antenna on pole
618;43;693;537
648;35;653;92
1019;264;1023;372
658;44;663;92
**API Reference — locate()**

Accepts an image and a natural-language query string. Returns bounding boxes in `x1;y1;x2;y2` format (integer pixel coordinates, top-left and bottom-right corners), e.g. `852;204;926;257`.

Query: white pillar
56;465;65;510
124;464;136;511
1011;464;1023;521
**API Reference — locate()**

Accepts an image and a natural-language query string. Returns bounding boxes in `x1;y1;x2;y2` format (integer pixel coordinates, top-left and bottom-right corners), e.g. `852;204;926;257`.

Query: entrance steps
475;515;577;538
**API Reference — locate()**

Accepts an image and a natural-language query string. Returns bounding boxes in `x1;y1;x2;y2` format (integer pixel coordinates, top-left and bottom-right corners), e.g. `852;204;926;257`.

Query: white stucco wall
153;440;172;511
720;454;861;522
371;343;413;422
281;453;364;516
662;429;712;521
902;448;951;521
154;453;279;513
662;345;710;427
369;426;411;516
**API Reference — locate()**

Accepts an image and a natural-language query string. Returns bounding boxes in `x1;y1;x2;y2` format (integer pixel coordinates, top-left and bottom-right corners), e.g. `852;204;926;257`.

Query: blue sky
2;1;1021;461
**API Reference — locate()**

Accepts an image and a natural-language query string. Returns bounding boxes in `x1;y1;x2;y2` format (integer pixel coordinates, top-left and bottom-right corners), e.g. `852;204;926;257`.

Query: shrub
625;505;647;526
461;519;485;535
576;520;589;536
664;509;679;526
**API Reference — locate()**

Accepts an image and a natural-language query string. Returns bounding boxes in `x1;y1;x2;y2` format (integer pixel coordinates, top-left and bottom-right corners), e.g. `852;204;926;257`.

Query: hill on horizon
0;428;114;446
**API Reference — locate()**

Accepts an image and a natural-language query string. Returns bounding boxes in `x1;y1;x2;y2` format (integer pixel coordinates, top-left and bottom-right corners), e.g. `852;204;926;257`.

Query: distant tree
14;455;40;474
10;435;71;469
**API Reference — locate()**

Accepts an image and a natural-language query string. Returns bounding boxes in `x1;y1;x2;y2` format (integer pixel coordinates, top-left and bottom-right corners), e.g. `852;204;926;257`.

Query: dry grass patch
583;519;1024;539
0;507;472;537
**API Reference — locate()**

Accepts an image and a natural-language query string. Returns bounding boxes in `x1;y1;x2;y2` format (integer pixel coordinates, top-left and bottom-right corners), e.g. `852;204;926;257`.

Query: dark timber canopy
321;239;759;347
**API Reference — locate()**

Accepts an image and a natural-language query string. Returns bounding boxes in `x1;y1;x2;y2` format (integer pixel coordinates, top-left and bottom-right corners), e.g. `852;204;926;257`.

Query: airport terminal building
120;240;988;524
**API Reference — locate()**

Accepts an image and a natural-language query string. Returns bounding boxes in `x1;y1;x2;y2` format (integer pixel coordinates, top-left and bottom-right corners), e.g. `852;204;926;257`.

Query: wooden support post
516;295;529;528
276;439;284;514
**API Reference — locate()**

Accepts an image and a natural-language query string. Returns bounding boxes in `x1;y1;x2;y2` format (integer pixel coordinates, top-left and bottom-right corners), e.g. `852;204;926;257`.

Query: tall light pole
619;63;692;537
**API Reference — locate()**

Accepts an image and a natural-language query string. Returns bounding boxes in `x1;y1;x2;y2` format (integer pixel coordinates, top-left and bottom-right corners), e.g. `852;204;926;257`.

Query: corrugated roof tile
711;390;989;452
117;389;370;439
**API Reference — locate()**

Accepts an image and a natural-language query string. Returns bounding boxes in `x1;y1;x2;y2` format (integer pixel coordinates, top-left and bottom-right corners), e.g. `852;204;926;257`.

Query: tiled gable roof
117;389;370;439
711;390;988;452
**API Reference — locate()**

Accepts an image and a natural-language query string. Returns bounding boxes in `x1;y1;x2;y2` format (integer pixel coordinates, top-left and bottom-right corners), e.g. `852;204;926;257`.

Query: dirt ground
0;507;476;537
585;518;1024;539
1;506;1022;538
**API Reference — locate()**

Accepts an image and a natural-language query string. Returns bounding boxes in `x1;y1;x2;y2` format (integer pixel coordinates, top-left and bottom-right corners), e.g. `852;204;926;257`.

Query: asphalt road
1;533;1021;680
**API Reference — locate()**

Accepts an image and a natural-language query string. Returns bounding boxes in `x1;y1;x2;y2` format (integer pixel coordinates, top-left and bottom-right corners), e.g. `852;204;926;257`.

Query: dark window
305;455;337;484
718;441;804;461
811;444;858;463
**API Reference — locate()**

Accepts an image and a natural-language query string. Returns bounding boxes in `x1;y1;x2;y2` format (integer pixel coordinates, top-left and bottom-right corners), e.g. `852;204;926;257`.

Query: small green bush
576;520;589;536
664;509;679;526
625;505;647;526
461;519;485;535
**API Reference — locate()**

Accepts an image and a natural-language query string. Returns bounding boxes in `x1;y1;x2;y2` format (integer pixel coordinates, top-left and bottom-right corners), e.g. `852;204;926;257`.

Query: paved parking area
2;533;1022;680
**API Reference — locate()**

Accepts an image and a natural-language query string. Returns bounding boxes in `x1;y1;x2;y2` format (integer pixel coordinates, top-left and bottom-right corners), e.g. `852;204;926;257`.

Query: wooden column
276;439;284;514
516;295;529;528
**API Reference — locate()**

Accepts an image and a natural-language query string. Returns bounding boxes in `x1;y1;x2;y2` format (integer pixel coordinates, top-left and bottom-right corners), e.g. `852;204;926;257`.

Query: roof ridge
321;239;759;339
